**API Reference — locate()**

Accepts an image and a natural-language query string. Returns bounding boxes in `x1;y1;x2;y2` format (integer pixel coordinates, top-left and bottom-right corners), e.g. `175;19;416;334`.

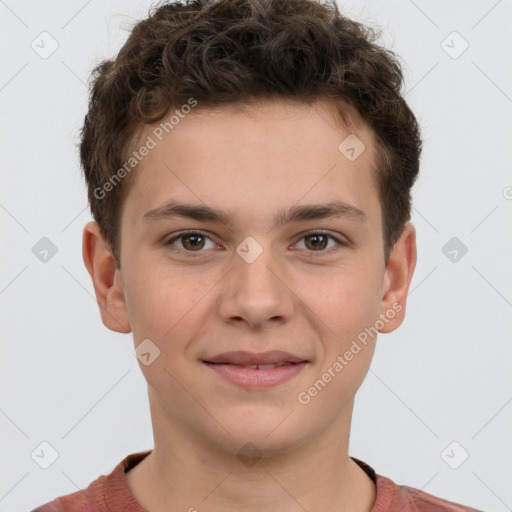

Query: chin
208;407;307;457
212;431;304;461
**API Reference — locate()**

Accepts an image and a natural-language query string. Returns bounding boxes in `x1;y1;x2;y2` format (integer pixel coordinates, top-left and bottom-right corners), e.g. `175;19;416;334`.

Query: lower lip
203;362;307;389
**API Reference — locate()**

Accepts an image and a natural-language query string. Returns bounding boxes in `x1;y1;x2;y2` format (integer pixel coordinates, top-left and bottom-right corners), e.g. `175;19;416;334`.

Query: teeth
240;362;291;370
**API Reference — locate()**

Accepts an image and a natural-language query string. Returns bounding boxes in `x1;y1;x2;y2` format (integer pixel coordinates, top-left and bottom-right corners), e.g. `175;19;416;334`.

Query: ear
82;221;131;334
378;221;417;333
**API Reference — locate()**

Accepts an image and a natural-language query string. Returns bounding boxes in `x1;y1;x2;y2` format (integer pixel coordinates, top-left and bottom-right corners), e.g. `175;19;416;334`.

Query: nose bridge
219;238;294;327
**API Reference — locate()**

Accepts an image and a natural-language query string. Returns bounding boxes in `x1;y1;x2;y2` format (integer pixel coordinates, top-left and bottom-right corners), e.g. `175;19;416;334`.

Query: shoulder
377;474;484;512
30;475;108;512
30;451;151;512
30;490;97;511
351;458;483;512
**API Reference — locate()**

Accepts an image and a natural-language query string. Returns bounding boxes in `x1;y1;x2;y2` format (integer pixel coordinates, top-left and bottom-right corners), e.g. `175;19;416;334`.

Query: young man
33;0;483;510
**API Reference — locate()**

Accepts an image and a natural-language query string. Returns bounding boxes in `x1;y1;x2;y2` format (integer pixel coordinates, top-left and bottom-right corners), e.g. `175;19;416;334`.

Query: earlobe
378;222;417;334
82;221;131;334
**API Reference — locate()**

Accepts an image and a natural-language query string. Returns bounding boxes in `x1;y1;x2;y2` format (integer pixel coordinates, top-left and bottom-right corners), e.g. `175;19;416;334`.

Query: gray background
1;0;511;510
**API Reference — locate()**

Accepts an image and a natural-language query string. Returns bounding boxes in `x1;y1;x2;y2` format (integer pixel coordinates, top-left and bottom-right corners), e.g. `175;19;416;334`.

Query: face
84;99;416;457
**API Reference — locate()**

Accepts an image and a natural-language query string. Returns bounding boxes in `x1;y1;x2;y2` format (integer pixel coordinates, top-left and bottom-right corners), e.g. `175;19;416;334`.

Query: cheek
297;273;379;415
123;261;202;342
124;265;220;384
124;269;206;394
300;265;381;340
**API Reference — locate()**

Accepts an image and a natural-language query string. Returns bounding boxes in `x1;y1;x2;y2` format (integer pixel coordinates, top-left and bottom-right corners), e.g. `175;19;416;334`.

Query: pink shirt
32;450;483;511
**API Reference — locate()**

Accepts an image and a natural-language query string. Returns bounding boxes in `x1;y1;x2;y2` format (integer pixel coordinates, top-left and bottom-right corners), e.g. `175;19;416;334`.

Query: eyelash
164;230;347;257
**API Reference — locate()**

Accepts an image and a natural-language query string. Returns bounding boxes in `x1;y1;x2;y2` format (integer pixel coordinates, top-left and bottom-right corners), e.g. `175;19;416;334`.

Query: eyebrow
142;199;366;229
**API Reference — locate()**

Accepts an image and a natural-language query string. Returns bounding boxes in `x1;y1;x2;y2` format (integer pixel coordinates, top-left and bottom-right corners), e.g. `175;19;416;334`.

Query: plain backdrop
1;0;511;511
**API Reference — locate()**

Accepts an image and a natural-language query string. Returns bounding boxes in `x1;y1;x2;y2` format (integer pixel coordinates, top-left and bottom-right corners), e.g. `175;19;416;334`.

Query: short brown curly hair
80;0;421;268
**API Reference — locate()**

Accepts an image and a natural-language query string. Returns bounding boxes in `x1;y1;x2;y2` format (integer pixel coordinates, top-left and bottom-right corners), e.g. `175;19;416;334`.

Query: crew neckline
104;450;395;512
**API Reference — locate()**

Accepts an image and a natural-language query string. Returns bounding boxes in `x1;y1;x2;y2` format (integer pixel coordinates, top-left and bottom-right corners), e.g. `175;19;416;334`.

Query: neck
125;390;376;512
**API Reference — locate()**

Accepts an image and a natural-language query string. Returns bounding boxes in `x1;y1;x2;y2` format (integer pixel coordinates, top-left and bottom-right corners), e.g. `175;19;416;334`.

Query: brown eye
181;234;205;251
294;232;345;256
304;234;329;250
166;232;216;252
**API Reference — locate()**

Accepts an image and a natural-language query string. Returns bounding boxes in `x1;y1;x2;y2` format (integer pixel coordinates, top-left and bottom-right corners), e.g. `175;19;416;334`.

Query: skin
83;98;417;512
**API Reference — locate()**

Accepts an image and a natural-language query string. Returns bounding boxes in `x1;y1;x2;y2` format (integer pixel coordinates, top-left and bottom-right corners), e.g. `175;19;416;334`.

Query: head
82;0;420;456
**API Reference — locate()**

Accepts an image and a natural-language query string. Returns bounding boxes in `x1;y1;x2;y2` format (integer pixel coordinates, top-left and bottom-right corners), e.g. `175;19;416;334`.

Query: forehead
121;99;381;229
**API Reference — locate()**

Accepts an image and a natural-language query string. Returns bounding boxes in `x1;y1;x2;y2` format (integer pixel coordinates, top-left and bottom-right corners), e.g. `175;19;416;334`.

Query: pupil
307;234;327;250
184;235;204;250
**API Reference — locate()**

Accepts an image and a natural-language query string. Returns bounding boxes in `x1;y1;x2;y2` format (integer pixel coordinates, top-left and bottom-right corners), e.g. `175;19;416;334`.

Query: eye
293;231;346;255
164;230;347;256
165;231;218;252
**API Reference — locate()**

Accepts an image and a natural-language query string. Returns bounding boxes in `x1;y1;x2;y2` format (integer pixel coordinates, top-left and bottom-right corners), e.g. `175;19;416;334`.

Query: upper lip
203;350;307;365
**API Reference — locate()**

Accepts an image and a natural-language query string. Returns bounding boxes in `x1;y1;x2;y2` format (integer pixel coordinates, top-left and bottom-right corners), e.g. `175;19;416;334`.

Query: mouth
203;350;307;366
202;351;308;388
204;361;300;370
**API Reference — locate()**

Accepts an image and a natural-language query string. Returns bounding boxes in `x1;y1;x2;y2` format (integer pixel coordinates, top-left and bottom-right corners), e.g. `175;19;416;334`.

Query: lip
203;350;307;366
203;361;307;389
202;351;308;389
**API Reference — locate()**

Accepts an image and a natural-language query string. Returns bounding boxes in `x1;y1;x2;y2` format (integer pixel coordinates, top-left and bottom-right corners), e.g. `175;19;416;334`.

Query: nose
217;246;295;330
